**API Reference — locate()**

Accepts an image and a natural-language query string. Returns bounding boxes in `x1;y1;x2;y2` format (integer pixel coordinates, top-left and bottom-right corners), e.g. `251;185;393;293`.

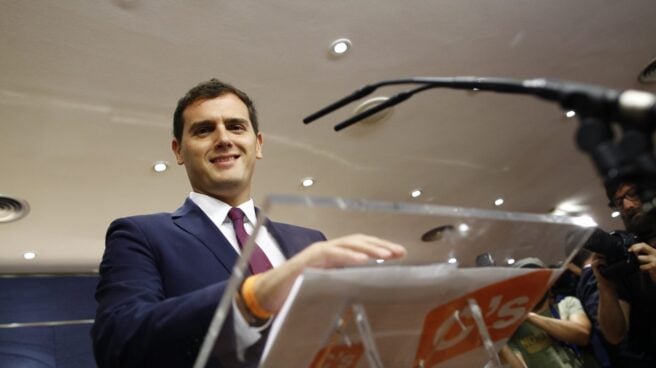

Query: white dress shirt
188;192;286;358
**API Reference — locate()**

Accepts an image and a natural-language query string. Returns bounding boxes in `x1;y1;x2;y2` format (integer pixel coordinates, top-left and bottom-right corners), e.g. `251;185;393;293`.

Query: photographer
593;181;656;367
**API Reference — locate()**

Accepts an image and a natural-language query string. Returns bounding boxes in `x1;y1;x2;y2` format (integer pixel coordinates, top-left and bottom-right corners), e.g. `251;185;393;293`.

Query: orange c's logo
413;270;552;367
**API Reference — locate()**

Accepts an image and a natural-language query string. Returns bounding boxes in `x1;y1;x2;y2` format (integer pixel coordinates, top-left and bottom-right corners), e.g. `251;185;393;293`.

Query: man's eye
194;126;213;135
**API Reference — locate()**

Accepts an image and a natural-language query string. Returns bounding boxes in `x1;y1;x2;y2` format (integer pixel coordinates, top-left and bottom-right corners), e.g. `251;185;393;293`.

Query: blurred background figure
501;257;598;368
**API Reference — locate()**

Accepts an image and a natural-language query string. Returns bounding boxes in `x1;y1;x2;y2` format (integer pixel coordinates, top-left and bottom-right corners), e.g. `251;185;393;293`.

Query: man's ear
256;133;264;159
172;139;184;165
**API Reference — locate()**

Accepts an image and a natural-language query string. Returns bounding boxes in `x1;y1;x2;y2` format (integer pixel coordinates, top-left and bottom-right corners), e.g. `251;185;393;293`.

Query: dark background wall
0;276;98;368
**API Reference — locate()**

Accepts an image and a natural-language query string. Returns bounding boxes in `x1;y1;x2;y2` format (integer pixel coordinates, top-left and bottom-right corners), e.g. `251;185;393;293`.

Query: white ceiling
1;0;655;273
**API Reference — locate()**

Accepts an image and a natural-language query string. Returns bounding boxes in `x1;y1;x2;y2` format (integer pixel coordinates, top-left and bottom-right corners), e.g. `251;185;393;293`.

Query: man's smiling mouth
210;155;239;163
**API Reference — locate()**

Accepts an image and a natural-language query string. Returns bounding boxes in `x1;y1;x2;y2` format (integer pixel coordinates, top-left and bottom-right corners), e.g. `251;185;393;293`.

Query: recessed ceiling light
494;198;504;206
458;223;470;233
0;195;30;223
553;200;585;216
153;161;168;173
410;189;422;198
447;257;458;264
353;96;393;125
330;38;351;55
565;110;576;118
301;177;315;188
23;251;37;260
507;258;516;265
376;259;385;264
421;225;455;242
572;214;598;228
611;211;620;218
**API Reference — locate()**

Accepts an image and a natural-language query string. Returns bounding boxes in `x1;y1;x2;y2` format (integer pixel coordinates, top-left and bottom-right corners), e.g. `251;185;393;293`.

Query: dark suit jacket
91;198;325;368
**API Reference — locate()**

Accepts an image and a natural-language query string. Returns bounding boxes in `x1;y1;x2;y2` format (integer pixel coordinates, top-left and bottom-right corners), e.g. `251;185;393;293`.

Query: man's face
613;183;656;238
172;93;263;206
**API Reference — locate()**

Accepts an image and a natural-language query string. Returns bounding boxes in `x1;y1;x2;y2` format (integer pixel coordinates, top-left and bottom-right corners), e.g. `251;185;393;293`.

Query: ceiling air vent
638;58;656;83
0;195;30;223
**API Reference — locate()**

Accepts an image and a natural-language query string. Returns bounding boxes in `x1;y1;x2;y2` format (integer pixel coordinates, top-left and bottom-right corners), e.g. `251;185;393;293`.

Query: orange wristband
241;275;273;320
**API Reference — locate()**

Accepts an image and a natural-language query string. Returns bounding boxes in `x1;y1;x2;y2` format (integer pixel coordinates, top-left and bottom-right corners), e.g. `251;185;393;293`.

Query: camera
583;228;640;279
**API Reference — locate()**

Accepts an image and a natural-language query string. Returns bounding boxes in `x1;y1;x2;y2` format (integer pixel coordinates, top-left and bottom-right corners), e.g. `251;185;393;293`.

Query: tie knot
227;207;245;222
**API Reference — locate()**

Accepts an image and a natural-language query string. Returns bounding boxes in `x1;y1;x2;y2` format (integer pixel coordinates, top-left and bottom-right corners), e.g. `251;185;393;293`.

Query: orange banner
413;269;553;367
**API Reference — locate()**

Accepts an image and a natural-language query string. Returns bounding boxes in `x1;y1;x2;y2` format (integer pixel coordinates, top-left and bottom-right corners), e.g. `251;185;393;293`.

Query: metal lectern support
467;299;502;368
352;303;384;368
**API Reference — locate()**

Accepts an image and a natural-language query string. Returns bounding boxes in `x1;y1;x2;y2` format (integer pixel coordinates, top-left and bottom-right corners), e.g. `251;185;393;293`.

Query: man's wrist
235;284;270;327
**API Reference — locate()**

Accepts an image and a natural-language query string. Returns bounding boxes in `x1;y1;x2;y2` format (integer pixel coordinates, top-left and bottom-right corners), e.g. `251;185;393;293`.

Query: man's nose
623;197;640;209
213;125;232;148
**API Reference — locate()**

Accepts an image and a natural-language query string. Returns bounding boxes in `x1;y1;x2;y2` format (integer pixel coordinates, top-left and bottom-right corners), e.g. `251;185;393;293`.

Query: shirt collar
188;192;257;225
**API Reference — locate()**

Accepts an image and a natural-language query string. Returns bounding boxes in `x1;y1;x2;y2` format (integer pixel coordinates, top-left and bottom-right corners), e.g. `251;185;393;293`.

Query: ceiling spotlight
353;96;393;125
153;161;168;173
376;259;385;264
330;38;351;55
507;258;516;265
565;110;576;118
572;214;598;228
458;223;470;233
301;177;315;188
611;211;621;218
447;257;458;264
23;251;37;260
410;189;422;198
553;200;586;216
494;198;504;206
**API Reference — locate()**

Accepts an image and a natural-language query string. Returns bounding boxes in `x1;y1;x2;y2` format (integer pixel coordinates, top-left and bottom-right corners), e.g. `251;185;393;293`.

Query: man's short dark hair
173;79;259;142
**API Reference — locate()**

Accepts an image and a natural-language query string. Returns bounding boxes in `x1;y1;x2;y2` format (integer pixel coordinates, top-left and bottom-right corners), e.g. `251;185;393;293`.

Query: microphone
303;77;656;131
303;84;378;124
617;90;656;126
303;79;422;124
334;85;433;131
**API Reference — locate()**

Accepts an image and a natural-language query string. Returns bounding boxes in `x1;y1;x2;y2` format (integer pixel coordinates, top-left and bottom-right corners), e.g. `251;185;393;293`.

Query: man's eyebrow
224;117;250;124
187;120;214;130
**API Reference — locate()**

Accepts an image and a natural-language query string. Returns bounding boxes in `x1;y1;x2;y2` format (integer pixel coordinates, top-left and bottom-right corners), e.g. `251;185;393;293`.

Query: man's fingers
329;234;406;259
630;242;656;255
299;234;408;269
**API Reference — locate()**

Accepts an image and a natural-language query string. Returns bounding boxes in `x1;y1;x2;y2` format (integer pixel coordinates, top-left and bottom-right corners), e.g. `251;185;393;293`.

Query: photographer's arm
592;254;630;345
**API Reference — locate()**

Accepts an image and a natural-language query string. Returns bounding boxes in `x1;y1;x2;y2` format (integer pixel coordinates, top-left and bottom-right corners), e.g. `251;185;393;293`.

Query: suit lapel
266;221;307;259
255;208;307;259
172;198;238;273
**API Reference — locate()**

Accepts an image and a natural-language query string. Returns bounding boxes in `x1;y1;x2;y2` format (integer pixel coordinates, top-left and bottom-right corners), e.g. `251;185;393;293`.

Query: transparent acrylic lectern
194;194;594;368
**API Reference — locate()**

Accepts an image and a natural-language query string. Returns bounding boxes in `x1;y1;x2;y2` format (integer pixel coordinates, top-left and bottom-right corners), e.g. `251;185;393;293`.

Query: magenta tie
227;208;273;274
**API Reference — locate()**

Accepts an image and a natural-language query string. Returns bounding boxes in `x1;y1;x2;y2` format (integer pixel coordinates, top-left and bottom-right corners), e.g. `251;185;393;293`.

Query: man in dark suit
91;79;406;368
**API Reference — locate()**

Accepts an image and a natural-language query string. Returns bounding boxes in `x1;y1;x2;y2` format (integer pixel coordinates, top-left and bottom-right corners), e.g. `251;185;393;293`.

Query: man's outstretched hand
253;234;406;314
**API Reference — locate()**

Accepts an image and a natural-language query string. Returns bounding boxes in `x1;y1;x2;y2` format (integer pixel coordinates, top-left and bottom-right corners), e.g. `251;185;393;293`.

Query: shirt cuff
232;298;272;361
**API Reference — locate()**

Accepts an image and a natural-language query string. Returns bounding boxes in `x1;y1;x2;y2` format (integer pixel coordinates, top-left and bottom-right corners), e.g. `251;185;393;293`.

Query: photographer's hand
591;254;615;291
591;253;630;344
629;242;656;283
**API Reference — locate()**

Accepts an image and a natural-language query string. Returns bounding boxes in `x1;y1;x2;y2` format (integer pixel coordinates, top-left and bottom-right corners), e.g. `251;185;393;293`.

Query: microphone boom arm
303;76;656;209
